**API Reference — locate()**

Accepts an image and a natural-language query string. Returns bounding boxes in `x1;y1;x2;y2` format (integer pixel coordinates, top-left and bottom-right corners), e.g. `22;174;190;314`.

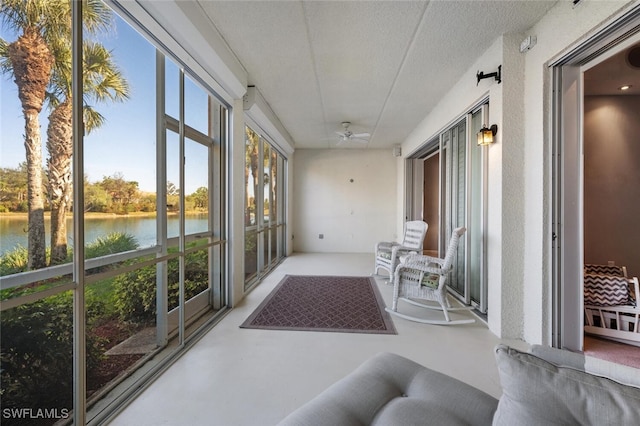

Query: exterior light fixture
476;65;502;85
619;85;631;91
477;124;498;146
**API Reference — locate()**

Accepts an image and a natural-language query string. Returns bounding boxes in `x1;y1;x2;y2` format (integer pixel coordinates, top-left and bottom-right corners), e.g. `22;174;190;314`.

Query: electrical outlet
608;260;615;266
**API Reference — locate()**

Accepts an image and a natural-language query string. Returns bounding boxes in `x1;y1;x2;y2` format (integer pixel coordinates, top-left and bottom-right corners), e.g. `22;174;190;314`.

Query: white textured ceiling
194;0;558;149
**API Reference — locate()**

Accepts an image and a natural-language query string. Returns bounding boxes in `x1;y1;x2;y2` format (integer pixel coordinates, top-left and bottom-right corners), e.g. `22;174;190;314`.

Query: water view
0;214;209;256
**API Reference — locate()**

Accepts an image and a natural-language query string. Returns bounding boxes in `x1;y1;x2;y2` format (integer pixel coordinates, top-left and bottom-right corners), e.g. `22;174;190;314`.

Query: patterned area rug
240;275;396;334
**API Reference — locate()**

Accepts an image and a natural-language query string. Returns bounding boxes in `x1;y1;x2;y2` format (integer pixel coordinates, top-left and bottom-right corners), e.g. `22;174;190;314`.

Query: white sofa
278;345;640;425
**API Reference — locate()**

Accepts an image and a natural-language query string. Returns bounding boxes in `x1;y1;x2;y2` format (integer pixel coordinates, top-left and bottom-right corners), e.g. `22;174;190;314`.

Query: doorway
406;103;490;312
423;153;439;257
551;9;640;352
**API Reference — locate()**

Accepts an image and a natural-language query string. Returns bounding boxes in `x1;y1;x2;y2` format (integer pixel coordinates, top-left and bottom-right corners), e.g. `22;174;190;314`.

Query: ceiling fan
335;122;370;145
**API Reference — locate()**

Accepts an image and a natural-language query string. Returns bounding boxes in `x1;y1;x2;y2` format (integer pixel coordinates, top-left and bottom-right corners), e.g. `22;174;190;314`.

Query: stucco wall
521;0;635;344
400;35;517;338
293;149;397;253
398;0;636;340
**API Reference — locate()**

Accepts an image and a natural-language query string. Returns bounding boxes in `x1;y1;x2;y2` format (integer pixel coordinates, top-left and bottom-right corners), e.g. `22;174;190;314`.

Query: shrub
85;232;139;259
0;234;138;421
0;293;104;419
113;263;157;322
15;201;28;212
113;249;209;323
0;245;28;276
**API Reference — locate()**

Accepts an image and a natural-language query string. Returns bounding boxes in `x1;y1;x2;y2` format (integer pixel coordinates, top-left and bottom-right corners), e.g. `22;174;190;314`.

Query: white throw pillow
493;345;640;426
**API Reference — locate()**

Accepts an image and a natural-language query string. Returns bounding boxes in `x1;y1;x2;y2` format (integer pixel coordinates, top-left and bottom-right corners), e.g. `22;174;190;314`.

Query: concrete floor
109;253;528;426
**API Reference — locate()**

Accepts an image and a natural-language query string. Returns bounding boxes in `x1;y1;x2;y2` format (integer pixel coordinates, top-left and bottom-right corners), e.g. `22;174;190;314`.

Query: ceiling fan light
335;121;370;146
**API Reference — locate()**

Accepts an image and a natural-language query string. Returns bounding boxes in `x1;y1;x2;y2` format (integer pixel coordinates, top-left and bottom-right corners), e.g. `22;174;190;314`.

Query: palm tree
0;0;64;268
1;0;117;267
46;41;129;264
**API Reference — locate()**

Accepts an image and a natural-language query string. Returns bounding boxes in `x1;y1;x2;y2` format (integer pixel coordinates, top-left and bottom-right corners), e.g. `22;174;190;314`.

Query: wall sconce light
477;124;498;146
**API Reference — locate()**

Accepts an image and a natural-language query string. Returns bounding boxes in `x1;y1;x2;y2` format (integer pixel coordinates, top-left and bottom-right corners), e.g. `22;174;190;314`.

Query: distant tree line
0;164;207;215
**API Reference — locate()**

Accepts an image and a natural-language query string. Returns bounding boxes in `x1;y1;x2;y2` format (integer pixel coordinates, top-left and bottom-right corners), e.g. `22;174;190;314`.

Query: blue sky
1;11;210;194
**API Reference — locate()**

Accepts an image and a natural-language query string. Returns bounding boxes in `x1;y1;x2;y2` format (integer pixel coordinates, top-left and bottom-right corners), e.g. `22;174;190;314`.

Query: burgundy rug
240;275;396;334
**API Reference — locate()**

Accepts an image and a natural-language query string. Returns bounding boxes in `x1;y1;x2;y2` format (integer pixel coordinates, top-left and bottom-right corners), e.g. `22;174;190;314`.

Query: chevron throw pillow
584;274;630;306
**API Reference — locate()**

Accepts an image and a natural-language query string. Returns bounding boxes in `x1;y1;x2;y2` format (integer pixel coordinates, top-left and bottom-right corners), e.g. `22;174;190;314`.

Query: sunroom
1;0;639;424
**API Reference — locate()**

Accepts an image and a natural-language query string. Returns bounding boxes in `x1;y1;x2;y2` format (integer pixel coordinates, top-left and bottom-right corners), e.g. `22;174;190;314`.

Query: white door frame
550;6;640;351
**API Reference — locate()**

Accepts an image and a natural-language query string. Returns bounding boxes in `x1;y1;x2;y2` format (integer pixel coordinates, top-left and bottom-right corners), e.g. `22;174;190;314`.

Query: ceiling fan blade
351;132;370;139
350;137;369;144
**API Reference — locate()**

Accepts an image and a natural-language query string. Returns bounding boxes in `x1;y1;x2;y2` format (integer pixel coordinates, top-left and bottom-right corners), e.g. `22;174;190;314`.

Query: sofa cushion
493;345;640;426
401;267;440;289
278;352;498;426
529;344;640;388
377;250;392;260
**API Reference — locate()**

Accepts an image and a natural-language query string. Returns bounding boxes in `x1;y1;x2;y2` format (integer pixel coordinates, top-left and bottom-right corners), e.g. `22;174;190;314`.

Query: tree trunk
251;151;259;224
245;165;251;225
24;109;47;269
8;28;54;269
47;100;73;265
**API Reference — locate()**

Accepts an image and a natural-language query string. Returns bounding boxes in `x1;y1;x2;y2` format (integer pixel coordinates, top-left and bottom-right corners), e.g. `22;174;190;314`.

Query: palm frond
82;107;105;135
1;0;115;48
46;39;130;108
48;37;72;96
2;0;127;135
0;38;13;74
82;42;130;103
44;91;61;109
82;0;114;35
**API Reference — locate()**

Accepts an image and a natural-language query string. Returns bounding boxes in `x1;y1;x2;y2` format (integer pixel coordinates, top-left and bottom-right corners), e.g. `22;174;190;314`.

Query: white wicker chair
374;220;428;280
385;227;474;325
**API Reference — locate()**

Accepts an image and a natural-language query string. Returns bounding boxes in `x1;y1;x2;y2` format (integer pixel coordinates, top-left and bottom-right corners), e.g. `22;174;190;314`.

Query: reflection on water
0;214;208;256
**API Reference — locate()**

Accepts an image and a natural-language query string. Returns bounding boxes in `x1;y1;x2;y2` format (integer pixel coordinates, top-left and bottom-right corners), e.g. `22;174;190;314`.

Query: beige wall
584;95;640;277
292;149;397;253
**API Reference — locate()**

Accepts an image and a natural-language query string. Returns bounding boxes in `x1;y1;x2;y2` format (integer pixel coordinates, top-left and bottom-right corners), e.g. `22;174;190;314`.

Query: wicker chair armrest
397;257;446;276
391;245;418;255
387;247;419;266
375;241;398;252
418;254;446;267
402;253;446;268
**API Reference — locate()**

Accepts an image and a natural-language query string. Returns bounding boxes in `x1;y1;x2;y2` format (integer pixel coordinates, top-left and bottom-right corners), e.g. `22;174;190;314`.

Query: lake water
0;214;209;256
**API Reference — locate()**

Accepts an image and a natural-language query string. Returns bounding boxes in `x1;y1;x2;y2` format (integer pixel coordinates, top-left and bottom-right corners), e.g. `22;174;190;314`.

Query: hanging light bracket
476;65;502;85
